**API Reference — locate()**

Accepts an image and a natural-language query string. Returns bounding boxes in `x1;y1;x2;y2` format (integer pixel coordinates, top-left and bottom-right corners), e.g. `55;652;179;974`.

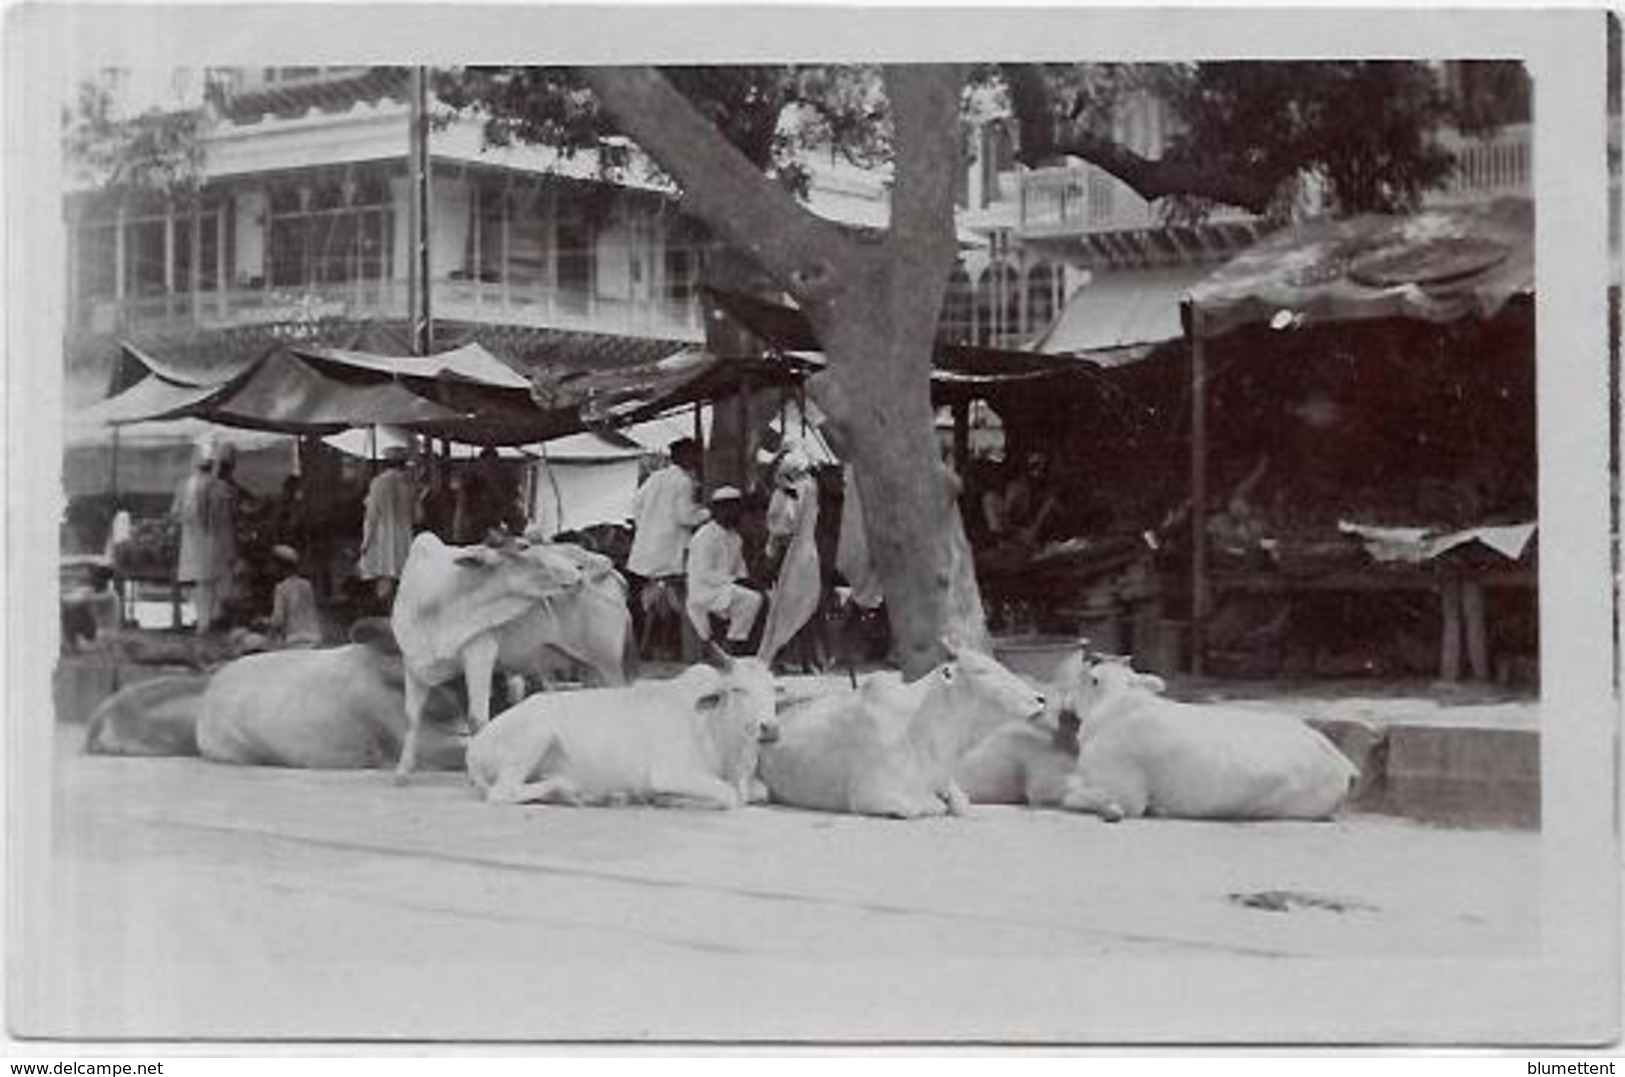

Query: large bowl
991;635;1087;683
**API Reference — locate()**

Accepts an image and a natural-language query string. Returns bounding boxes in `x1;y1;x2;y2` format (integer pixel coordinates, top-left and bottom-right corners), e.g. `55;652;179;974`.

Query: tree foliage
438;61;1496;221
1008;61;1474;217
63;73;209;196
435;65;890;196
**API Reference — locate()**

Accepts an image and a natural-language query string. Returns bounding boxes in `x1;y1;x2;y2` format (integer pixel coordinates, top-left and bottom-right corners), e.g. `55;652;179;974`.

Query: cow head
695;656;780;783
1069;655;1166;726
453;541;585;600
935;642;1047;721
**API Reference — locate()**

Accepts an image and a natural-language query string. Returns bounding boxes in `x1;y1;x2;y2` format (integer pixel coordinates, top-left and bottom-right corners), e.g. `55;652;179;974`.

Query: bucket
1143;620;1190;676
991;635;1087;682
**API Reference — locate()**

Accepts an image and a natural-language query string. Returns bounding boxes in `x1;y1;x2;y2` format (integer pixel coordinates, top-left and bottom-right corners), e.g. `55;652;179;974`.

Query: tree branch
582;66;864;305
1002;62;1279;216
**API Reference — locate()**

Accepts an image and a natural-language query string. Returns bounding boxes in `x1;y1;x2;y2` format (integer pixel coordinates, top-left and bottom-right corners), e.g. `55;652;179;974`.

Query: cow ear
938;636;960;660
1135;673;1168;695
452;548;501;569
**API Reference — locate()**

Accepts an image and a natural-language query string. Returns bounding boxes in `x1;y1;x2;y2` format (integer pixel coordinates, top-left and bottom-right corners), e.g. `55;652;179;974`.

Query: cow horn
703;639;736;670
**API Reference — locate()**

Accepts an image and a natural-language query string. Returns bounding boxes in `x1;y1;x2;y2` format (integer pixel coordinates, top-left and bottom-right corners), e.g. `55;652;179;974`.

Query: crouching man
685;486;761;656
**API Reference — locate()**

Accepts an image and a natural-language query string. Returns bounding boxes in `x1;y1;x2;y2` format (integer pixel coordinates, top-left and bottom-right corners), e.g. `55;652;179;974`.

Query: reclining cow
83;672;210;757
955;706;1083;807
466;648;778;808
391;534;636;781
1055;658;1358;821
85;622;467;769
757;642;1046;819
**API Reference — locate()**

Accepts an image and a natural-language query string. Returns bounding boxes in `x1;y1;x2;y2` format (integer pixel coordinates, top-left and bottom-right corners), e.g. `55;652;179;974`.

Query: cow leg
861;789;937;819
394;670;430;784
461;634;500;731
1059;777;1130;822
487;775;584;806
942;781;972;817
652;772;741;810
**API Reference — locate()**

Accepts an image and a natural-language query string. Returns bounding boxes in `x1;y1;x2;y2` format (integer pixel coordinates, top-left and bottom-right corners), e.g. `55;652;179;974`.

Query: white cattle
196;641;468;769
391;534;635;781
1058;659;1358;821
84;673;210;757
466;652;778;809
955;709;1081;807
758;644;1046;819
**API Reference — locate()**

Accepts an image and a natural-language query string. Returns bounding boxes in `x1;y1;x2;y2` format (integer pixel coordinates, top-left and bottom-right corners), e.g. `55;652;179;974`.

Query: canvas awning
1185;196;1533;340
1031;265;1209;361
72;344;470;435
70;373;237;428
294;341;534;392
706;288;1106;397
210;349;472;433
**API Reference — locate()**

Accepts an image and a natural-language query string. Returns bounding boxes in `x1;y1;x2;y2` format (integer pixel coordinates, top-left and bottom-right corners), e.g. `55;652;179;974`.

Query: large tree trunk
809;325;990;676
585;63;988;676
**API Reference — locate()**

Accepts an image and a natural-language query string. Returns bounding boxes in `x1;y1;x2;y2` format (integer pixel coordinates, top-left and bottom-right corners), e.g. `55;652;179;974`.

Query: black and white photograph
4;3;1620;1050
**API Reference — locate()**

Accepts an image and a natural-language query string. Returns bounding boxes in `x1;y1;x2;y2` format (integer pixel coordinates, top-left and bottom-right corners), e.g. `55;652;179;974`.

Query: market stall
1179;196;1536;679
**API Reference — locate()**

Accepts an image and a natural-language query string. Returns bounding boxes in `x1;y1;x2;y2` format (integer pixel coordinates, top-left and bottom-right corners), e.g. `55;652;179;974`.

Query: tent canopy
1032;265;1208;361
707;288;1106;398
1185;196;1532;340
294;340;534;391
74;323;798;448
73;344;470;435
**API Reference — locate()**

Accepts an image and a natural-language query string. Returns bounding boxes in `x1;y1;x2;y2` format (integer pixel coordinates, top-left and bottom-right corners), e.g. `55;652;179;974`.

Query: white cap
710;485;743;503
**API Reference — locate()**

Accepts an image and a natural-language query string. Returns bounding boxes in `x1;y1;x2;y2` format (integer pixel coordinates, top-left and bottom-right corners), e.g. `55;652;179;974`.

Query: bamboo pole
1189;320;1209;677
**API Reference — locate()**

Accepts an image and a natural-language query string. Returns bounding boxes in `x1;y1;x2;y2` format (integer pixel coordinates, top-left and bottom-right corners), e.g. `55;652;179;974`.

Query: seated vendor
260;544;322;649
984;452;1062;550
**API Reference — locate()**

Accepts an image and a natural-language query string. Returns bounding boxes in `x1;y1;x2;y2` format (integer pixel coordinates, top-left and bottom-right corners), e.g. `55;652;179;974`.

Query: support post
1190;321;1209;677
952;398;970;474
407;65;433;356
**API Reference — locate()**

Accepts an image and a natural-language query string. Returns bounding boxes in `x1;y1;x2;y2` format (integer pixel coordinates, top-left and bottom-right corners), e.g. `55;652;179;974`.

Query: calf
466;651;778;808
1059;659;1358;821
758;642;1046;819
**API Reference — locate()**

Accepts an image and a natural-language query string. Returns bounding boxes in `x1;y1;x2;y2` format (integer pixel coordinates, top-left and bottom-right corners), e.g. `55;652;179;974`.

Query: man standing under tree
358;446;415;608
627;437;710;649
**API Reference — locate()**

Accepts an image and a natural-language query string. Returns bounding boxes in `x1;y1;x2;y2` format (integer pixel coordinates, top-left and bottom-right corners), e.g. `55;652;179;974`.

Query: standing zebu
391;533;636;781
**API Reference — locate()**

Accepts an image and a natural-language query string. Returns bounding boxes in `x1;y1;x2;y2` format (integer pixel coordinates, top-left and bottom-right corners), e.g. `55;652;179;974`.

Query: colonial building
949;67;1533;356
64;66;722;384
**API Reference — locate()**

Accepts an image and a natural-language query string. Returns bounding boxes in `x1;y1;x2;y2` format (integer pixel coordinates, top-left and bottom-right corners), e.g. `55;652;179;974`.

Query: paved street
15;725;1541;1042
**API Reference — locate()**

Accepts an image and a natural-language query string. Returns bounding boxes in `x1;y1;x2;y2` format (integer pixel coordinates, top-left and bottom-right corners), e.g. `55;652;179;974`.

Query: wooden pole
1189;321;1209;677
952;398;970;473
407;66;433;356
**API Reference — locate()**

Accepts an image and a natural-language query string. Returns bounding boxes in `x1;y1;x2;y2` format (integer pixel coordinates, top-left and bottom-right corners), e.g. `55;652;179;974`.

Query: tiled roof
211;68;411;124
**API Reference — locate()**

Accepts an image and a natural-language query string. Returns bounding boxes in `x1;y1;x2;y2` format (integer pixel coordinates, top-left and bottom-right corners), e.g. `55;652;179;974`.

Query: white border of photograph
4;2;1618;1047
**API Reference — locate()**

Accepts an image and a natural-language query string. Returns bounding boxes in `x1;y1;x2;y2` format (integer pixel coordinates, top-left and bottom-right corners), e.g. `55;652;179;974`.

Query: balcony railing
1017;162;1258;239
1019;122;1532;237
1431;123;1531;204
79;276;707;344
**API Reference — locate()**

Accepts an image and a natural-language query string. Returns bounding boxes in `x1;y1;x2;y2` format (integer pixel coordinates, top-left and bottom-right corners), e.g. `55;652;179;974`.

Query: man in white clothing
628;438;708;578
685;486;762;652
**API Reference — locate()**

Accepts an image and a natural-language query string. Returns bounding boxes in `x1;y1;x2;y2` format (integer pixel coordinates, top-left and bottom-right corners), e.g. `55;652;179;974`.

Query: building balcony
76;277;707;344
1427;122;1531;205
